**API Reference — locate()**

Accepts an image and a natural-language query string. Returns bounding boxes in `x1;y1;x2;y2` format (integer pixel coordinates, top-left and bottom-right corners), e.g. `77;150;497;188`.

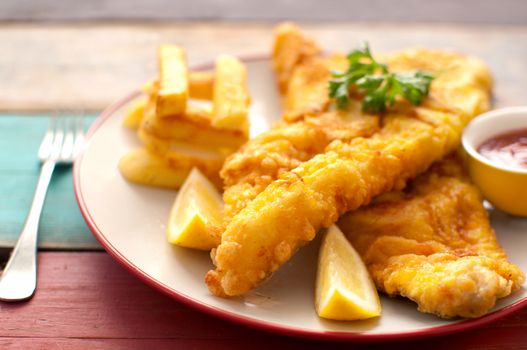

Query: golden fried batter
281;54;348;122
272;22;321;94
206;44;492;297
338;159;524;318
221;105;379;220
221;23;379;222
222;25;374;221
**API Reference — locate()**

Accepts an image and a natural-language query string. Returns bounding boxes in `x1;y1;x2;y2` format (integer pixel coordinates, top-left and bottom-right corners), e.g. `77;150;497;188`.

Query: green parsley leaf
328;43;434;113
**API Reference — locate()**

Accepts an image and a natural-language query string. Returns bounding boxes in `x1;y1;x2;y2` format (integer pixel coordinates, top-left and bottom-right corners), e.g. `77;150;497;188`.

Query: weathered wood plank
0;252;525;349
0;22;526;112
1;0;526;25
0;115;100;249
0;338;349;350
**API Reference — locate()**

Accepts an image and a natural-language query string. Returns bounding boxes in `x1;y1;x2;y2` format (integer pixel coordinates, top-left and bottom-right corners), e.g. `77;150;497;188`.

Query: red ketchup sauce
478;129;527;169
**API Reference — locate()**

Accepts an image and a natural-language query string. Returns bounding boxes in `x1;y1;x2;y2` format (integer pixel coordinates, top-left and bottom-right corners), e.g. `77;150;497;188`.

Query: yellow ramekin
462;107;527;217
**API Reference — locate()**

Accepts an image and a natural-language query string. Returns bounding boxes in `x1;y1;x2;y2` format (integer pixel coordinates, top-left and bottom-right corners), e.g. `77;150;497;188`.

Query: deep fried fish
222;25;377;221
221;106;380;220
338;159;524;318
206;48;492;297
206;22;492;297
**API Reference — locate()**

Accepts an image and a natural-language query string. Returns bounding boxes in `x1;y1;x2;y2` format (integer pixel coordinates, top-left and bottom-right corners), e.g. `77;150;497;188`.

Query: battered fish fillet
221;105;380;220
206;43;492;297
222;25;374;220
272;22;321;94
338;159;524;318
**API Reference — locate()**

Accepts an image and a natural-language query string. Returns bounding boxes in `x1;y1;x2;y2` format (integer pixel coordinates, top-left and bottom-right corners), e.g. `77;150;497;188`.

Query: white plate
74;57;527;341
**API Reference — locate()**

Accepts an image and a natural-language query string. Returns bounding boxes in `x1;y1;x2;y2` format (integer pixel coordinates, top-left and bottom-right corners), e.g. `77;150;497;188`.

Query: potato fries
144;72;213;102
119;147;223;189
189;71;214;100
140;103;247;151
157;45;189;117
118;148;189;189
119;45;251;190
139;128;226;177
123;98;146;129
212;55;250;134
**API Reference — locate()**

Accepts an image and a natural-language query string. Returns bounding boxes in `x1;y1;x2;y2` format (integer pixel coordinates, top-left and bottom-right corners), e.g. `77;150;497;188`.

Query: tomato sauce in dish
478;129;527;169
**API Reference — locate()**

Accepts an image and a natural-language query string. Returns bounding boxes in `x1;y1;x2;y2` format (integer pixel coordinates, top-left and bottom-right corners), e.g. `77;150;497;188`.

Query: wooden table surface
1;22;527;348
2;22;527;112
1;252;525;350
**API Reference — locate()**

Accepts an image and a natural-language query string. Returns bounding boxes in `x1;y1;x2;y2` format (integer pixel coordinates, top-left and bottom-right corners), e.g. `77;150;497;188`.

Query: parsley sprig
329;43;434;113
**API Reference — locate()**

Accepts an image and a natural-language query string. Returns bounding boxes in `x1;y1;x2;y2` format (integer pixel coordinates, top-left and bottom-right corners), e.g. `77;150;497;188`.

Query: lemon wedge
166;168;223;250
315;225;381;321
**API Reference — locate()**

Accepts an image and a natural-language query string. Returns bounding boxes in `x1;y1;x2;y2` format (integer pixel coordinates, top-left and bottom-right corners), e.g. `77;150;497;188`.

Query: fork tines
38;112;85;163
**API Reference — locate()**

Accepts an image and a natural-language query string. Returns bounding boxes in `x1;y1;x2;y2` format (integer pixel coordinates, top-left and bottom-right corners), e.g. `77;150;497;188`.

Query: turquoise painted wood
0;114;101;249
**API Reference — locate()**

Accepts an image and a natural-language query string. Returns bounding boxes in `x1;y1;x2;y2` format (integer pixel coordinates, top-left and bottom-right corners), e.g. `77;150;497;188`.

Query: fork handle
0;160;55;301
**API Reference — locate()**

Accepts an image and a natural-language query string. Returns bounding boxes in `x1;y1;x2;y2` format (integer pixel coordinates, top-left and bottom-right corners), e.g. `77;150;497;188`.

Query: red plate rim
73;54;527;342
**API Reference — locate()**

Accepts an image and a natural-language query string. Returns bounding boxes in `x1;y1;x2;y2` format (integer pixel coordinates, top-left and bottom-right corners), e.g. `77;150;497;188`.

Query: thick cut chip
138;127;226;184
189;71;214;100
166;168;223;250
143;72;213;101
157;45;189;117
141;102;247;151
118;148;189;189
212;55;250;134
118;147;222;189
123;98;146;129
142;79;159;95
316;225;381;321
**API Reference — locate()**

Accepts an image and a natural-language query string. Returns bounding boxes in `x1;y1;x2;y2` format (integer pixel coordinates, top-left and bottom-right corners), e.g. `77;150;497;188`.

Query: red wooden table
0;252;524;349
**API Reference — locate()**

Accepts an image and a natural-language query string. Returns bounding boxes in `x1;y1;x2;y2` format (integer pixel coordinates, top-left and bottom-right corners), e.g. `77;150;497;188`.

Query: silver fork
0;113;85;301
